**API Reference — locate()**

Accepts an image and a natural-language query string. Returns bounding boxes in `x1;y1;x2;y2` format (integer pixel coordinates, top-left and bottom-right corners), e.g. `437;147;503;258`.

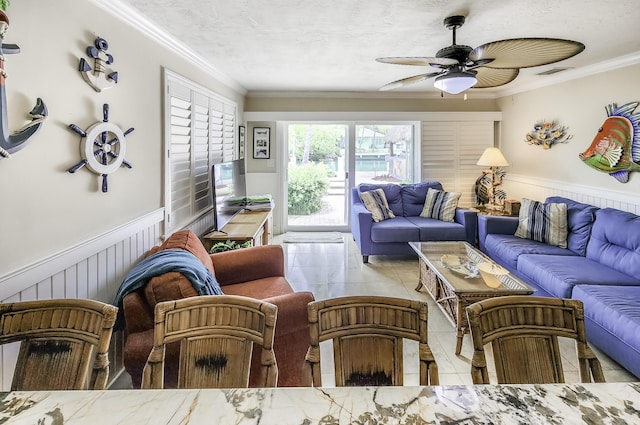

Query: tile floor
111;232;637;389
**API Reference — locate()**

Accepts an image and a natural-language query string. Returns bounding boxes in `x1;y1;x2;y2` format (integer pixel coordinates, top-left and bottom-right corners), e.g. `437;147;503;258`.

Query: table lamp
475;147;509;210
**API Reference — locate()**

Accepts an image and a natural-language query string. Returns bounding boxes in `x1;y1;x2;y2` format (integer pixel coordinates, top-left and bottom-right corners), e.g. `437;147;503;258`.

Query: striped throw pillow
515;198;568;248
420;188;461;222
360;189;395;222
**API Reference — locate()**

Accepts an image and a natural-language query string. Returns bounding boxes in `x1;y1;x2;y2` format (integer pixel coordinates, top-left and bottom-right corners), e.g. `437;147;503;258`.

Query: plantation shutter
165;71;237;232
421;121;494;207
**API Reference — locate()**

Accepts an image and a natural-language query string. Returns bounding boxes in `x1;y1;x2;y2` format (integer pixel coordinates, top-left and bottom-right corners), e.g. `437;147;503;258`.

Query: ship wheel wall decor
68;104;134;192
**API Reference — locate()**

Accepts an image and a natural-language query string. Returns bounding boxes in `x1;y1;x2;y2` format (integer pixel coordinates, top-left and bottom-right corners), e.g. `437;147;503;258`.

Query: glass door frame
281;120;420;233
283;121;352;233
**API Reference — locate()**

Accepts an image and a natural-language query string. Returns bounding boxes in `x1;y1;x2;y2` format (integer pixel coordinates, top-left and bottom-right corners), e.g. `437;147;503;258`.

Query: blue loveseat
478;196;640;378
351;182;477;263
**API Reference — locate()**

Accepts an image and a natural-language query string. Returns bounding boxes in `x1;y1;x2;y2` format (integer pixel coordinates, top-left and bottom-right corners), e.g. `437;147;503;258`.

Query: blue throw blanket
113;249;223;329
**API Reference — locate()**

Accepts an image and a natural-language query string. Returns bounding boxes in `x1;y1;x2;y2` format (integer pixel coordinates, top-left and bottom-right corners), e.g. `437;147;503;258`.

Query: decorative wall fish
579;102;640;183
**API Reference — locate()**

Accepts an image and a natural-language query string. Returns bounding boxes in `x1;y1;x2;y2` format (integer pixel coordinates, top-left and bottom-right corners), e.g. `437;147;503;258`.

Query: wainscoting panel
0;209;165;390
504;174;640;214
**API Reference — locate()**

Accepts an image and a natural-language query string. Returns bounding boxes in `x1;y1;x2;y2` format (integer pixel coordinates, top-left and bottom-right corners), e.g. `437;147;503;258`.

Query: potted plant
208;240;252;254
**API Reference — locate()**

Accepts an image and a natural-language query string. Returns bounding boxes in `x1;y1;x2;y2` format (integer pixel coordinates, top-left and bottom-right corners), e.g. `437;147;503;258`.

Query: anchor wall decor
68;104;134;192
78;37;118;92
0;9;48;159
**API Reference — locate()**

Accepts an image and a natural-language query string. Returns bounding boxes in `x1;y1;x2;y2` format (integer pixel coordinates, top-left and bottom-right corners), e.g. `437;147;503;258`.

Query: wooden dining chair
305;296;438;386
142;295;278;389
466;295;605;384
0;298;118;390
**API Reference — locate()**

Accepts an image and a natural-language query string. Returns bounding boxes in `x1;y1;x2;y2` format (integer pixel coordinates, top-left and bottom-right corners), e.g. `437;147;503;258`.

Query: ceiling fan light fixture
433;70;477;94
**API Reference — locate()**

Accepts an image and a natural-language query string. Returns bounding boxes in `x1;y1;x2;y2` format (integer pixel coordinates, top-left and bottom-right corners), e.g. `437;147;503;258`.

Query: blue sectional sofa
478;196;640;378
351;182;477;263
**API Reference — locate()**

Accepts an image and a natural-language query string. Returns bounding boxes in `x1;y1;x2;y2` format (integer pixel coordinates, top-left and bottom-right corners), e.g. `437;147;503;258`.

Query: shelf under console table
201;209;273;251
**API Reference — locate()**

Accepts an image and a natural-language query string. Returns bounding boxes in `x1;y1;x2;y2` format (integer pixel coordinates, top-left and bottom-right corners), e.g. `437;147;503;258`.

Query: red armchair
122;230;314;388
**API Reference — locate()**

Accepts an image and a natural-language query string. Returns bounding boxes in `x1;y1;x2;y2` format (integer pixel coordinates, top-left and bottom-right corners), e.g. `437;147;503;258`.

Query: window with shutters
421;121;494;207
164;69;237;232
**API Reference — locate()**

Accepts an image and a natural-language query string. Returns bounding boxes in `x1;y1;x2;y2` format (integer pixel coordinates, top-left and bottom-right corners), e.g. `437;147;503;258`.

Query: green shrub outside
288;162;330;215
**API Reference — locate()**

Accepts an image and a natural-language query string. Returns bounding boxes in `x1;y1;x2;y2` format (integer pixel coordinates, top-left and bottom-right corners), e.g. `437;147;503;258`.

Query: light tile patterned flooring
277;233;637;386
112;233;637;388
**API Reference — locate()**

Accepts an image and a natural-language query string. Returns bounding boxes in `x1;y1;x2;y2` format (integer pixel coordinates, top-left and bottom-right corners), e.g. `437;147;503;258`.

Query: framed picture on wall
253;127;270;159
238;125;245;159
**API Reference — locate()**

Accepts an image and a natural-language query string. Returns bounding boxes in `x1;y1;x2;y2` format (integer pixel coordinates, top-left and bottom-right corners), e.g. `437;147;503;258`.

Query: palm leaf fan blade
470;38;585;69
473;68;519;88
376;57;458;67
380;72;442;91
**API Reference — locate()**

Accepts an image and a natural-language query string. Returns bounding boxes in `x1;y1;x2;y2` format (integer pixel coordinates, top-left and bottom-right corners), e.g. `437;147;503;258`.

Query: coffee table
409;241;534;355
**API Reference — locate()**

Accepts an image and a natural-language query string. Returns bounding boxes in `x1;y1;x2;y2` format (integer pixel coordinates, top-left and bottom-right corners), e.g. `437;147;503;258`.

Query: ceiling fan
376;15;585;94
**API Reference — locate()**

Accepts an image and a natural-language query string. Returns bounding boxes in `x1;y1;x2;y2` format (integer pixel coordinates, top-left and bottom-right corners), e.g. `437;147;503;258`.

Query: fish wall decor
579;102;640;183
525;120;572;149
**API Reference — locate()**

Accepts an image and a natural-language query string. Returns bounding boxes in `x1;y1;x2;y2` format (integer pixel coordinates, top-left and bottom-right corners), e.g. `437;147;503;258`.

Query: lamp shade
433;70;477;94
477;147;509;167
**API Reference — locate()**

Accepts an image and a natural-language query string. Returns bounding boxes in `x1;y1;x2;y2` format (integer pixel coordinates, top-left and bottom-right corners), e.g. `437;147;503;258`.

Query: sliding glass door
284;122;417;231
286;124;349;230
354;124;414;185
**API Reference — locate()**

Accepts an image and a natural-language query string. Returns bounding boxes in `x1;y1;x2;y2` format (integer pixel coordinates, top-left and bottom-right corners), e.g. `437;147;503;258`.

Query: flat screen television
211;159;247;231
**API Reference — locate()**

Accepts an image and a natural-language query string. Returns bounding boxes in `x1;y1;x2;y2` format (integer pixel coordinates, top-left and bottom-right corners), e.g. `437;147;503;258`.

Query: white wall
497;64;640;212
0;0;245;279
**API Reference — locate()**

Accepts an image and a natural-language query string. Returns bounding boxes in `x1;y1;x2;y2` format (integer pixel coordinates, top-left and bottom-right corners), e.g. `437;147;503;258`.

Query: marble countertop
1;382;639;424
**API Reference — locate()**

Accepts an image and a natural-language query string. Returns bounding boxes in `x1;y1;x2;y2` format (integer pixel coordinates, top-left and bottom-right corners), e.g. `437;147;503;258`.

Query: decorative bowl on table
477;262;509;288
441;255;479;278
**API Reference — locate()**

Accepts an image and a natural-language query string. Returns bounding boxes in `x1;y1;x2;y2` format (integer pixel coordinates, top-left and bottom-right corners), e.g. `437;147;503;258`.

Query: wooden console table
202;209;273;251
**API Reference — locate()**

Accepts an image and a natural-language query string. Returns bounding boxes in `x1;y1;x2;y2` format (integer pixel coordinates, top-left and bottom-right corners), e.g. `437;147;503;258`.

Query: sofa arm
122;291;154;335
455;208;478;245
477;215;519;252
263;291;314;337
350;188;374;260
211;245;285;286
252;290;315;387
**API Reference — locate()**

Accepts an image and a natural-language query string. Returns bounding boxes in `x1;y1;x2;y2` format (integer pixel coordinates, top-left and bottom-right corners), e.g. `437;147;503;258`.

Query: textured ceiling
119;0;640;96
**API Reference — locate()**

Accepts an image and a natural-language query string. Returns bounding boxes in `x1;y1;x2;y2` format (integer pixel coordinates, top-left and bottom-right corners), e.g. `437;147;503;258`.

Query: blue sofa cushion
484;234;577;271
514;198;568;248
358;183;403;216
370;217;420;242
517;254;640;298
420;188;461;222
586;208;640;277
546;196;599;256
405;216;467;241
572;285;640;364
360;188;395;222
401;182;443;216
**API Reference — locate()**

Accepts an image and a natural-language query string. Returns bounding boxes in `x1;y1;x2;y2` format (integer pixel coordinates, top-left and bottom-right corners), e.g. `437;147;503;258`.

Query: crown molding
496;51;640;97
244;111;502;122
89;0;247;95
245;89;498;100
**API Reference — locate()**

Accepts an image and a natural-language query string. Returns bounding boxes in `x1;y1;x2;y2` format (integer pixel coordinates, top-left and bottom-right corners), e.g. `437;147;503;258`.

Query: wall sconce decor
474;147;509;210
525;120;572;149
